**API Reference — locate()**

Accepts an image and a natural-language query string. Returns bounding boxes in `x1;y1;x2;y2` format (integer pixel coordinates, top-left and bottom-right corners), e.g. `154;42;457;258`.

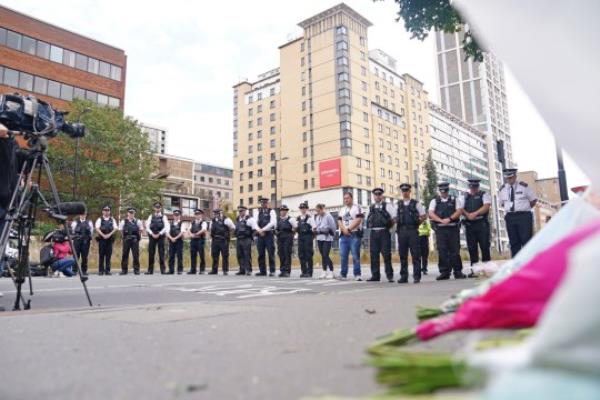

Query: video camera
0;93;85;139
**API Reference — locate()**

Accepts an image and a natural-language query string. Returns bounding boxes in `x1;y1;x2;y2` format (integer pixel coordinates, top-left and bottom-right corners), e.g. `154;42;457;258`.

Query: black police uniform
235;216;254;275
189;220;207;273
297;215;314;277
210;217;231;273
367;202;394;281
463;191;491;264
148;215;167;274
256;208;276;274
168;220;184;274
97;218;115;275
121;219;141;274
73;219;92;274
276;217;294;275
396;200;421;282
433;196;462;278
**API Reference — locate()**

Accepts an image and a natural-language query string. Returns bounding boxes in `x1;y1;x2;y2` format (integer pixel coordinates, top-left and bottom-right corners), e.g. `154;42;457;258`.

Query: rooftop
298;3;372;29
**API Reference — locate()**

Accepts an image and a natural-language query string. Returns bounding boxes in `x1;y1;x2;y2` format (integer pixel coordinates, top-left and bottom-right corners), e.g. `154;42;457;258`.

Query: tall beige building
233;4;431;211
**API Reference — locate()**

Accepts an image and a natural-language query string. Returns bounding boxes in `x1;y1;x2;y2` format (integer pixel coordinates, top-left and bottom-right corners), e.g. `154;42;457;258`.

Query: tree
47;99;163;219
422;150;439;207
385;0;484;62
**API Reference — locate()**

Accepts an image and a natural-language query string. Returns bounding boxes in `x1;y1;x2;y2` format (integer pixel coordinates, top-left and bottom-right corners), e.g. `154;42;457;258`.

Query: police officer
95;205;118;275
429;182;467;280
234;206;257;276
167;209;186;274
119;207;143;275
209;208;235;275
187;209;208;274
276;205;297;277
367;188;396;282
418;219;432;275
297;202;316;278
462;179;492;269
255;197;277;276
499;168;538;257
145;202;169;274
71;212;93;276
396;183;427;284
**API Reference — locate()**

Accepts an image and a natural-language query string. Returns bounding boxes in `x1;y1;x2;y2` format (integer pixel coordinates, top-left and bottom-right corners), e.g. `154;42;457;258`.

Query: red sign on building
319;158;342;188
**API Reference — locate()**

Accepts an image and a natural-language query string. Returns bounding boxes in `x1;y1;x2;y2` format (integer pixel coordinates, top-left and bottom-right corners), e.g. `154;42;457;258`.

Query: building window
270;126;276;135
270;100;275;109
338;72;349;82
364;128;369;137
336;26;347;34
257;117;262;126
337;56;348;66
270;139;276;148
339;88;350;99
363;112;368;122
362;96;368;106
257;104;262;113
339;105;351;114
336;41;348;50
257;143;262;151
248;108;253;116
239;173;244;181
257;156;263;164
270;87;275;96
361;81;367;91
361;66;366;76
248;145;253;153
340;121;351;132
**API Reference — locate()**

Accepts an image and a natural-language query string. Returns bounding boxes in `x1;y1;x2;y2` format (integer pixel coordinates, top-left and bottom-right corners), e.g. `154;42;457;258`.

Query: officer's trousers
419;235;429;272
465;220;491;265
256;232;276;273
505;212;533;257
189;238;206;272
97;238;113;274
148;235;166;273
435;226;461;276
298;233;314;276
168;239;184;273
73;239;90;274
121;238;140;273
369;229;393;280
397;227;421;280
211;237;229;272
277;233;293;274
236;237;253;273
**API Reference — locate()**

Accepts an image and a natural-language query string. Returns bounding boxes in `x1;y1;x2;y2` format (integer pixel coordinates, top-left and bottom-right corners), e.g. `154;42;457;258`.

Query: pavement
0;266;475;400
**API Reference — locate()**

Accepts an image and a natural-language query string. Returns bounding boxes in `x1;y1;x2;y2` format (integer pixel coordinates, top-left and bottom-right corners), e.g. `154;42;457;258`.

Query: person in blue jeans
337;192;364;281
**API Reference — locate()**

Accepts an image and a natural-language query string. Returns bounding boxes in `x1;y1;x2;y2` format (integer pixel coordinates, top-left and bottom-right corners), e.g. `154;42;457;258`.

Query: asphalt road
0;267;475;400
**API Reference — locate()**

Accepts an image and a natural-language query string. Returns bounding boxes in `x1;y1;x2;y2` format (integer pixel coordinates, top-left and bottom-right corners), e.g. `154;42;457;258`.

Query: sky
4;0;589;188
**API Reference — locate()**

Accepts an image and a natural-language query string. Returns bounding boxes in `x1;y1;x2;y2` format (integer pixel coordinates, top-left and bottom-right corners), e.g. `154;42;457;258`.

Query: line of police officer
71;167;536;278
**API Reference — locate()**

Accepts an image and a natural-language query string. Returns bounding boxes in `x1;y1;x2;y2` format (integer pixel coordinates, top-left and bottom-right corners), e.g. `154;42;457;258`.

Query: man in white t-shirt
337;192;364;280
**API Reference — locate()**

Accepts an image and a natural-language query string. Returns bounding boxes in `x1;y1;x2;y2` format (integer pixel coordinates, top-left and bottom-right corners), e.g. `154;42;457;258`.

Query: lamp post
273;156;289;208
72;107;92;199
555;143;569;204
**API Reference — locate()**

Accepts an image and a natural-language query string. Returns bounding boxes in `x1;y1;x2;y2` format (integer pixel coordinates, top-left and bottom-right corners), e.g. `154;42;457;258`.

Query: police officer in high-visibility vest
461;179;492;269
187;209;208;274
255;197;277;276
428;182;467;280
418;219;431;275
95;205;118;275
209;208;235;275
367;187;396;282
297;202;316;278
167;209;186;274
234;205;257;276
119;207;143;275
145;202;169;274
71;212;93;276
499;168;538;257
396;183;427;284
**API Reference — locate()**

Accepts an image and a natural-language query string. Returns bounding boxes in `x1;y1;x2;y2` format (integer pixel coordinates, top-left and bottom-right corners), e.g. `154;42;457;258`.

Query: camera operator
0;123;17;233
50;225;75;277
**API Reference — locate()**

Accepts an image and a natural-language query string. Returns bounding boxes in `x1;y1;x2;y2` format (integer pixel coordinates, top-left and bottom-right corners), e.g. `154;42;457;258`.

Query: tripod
0;134;92;310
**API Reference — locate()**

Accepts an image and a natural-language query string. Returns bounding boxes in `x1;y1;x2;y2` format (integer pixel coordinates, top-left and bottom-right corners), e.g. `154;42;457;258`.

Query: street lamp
72;107;92;199
555;143;569;204
273;156;289;207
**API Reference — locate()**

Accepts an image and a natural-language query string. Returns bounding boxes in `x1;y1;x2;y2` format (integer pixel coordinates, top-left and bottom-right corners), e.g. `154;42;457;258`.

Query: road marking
170;284;312;299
